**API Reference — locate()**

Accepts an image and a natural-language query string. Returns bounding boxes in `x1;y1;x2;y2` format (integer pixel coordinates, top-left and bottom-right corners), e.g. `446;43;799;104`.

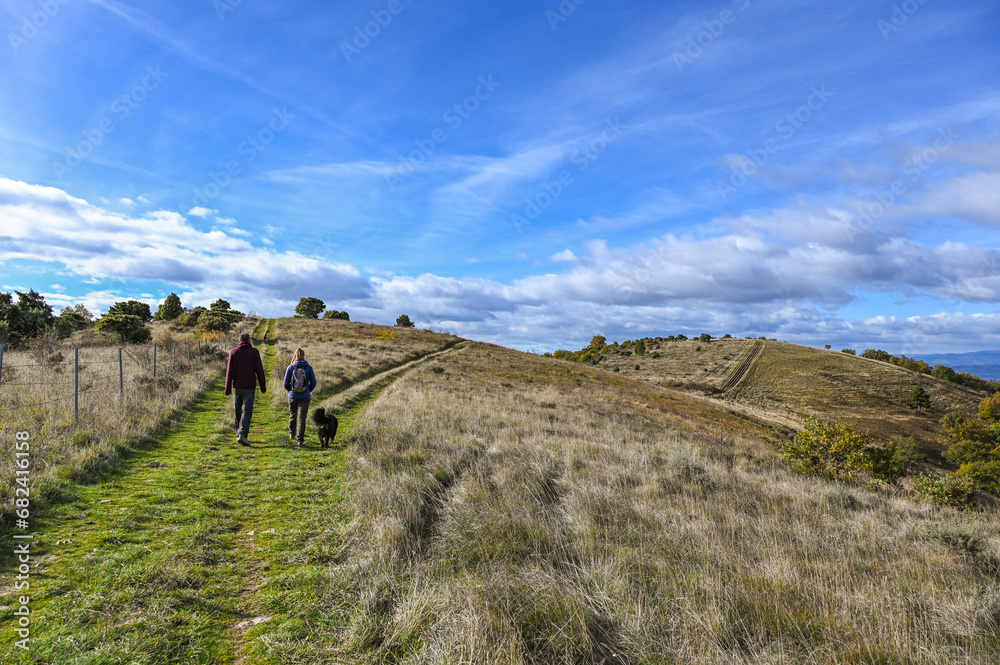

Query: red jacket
224;341;267;395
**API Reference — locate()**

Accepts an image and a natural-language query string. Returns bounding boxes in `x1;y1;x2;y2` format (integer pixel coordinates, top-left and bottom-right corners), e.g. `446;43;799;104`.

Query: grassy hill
1;320;998;663
589;337;988;464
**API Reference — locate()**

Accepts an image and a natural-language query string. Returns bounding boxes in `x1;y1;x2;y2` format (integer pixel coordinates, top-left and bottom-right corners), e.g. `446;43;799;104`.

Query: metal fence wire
0;333;234;423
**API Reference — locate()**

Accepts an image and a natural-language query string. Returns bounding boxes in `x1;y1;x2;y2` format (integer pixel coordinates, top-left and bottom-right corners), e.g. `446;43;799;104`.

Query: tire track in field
721;339;764;392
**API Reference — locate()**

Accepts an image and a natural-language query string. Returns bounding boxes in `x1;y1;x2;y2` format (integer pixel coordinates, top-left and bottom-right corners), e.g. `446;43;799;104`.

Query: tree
906;386;931;411
96;313;152;344
181;306;208;327
295;297;326;319
590;335;607;349
395;314;415;328
635;339;646;356
108;300;153;323
200;300;245;333
154;293;184;321
0;290;54;346
939;393;1000;497
323;310;350;321
53;306;92;338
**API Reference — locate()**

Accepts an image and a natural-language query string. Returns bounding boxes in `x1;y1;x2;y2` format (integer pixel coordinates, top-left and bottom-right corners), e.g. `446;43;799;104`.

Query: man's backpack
290;365;309;394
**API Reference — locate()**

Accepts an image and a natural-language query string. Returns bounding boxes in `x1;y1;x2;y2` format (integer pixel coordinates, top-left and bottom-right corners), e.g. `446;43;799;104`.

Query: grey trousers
288;397;310;442
234;388;256;440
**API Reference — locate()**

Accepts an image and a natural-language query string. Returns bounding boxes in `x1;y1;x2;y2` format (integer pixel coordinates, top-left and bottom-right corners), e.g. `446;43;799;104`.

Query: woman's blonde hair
292;348;305;362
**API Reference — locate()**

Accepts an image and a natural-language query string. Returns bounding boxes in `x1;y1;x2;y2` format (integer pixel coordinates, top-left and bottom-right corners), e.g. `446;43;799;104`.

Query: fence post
74;347;79;424
153;343;157;379
0;343;5;391
119;348;124;397
187;342;191;364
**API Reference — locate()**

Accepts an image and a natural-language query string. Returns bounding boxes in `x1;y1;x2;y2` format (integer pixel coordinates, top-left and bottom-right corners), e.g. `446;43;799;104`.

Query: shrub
913;474;977;509
199;300;245;333
323;310;350;321
954;461;1000;496
107;300;153;323
396;314;415;328
635;340;645;356
95;313;152;344
841;348;856;355
782;417;905;484
893;436;926;473
699;333;712;343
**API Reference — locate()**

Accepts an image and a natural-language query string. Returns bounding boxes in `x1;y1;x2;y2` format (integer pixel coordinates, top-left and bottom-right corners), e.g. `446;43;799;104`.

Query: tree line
0;290;418;349
855;348;1000;393
0;290;246;347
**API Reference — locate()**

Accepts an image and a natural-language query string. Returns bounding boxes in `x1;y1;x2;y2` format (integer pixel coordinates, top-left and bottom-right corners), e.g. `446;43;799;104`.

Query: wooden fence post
74;347;79;423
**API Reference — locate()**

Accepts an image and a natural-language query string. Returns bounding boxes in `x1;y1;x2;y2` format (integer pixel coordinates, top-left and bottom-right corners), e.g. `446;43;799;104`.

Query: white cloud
921;171;1000;226
0;177;371;310
4;177;1000;354
188;206;217;218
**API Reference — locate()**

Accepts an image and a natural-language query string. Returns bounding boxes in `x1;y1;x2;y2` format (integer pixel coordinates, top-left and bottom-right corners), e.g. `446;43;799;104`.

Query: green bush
906;386;931;410
954;460;1000;496
913;474;977;509
95;313;152;344
782;417;905;484
893;436;926;473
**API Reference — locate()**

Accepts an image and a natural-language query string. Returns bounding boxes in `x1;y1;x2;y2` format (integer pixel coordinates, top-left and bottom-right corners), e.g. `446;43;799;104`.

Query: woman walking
283;347;317;446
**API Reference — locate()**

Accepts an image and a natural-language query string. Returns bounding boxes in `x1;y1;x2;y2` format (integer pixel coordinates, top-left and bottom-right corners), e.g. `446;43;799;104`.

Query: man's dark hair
240;332;251;343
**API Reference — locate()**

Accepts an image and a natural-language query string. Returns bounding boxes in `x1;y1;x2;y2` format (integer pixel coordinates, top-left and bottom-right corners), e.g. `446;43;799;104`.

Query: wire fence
0;333;237;424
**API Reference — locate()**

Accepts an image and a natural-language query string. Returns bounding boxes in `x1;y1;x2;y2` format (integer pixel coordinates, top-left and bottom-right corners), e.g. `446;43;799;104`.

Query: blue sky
1;0;999;353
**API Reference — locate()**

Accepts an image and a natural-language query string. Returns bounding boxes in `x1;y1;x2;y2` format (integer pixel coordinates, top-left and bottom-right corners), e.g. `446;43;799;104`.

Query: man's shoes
296;439;304;447
238;436;251;447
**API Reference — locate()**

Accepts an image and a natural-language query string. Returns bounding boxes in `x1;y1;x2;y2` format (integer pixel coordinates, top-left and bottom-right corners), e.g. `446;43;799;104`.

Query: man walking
224;332;267;446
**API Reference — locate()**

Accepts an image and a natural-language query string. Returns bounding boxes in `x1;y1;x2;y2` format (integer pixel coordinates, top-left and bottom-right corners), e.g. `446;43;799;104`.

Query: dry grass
266;318;461;410
315;342;1000;663
0;320;253;510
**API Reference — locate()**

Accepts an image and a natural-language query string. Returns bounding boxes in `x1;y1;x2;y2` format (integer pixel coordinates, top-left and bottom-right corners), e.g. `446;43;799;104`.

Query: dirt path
0;320;464;664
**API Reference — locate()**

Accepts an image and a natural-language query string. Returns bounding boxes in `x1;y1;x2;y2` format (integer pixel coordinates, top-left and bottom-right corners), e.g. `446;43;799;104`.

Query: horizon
1;0;999;355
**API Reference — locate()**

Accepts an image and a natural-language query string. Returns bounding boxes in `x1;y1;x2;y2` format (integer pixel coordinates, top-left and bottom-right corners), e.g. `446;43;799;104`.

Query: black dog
312;407;339;448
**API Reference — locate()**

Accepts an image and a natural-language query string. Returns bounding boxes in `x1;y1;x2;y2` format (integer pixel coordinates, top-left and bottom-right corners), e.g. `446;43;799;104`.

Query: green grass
0;320;350;663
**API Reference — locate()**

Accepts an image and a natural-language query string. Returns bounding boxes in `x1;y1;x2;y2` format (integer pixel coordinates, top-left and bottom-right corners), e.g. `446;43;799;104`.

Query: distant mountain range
916;350;1000;380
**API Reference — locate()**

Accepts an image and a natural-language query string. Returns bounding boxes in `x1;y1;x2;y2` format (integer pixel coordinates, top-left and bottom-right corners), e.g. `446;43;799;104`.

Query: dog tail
312;407;327;425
